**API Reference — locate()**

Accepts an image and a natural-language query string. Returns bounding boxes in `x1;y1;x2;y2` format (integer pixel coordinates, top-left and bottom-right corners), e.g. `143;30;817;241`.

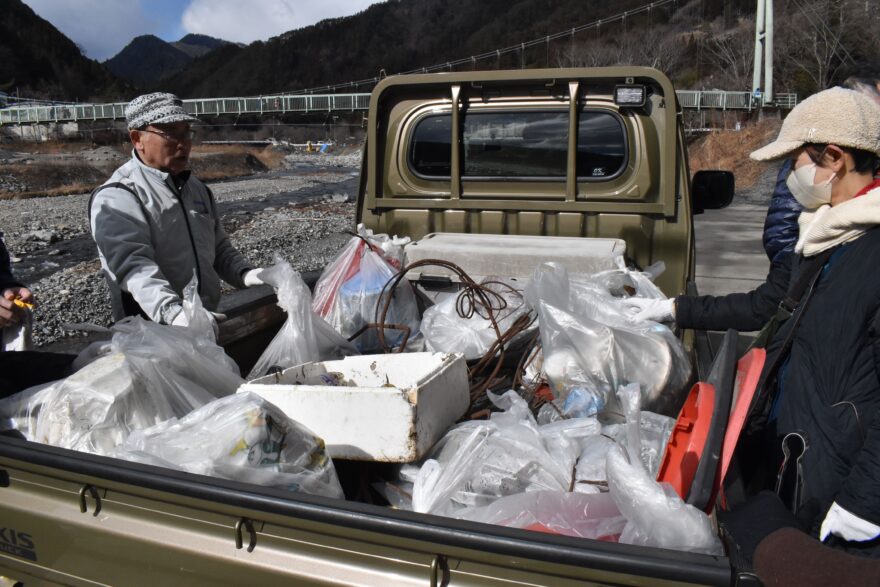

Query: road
693;202;769;297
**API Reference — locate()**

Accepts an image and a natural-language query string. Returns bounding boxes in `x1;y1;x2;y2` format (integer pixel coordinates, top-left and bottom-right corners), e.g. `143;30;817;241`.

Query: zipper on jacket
167;176;203;295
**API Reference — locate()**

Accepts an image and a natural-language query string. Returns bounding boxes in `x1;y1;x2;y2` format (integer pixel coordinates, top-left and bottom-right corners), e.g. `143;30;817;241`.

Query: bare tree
773;0;880;91
554;25;685;77
701;18;755;89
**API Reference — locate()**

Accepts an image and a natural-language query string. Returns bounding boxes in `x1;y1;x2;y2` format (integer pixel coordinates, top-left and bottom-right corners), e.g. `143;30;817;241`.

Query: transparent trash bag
410;390;599;517
455;490;626;540
525;262;690;415
421;279;530;360
0;316;242;455
569;383;674;493
248;256;357;380
115;392;343;498
181;272;217;342
312;227;419;352
606;443;722;555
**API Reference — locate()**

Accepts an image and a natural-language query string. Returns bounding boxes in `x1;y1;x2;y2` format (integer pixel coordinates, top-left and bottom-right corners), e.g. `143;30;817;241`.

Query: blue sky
22;0;381;61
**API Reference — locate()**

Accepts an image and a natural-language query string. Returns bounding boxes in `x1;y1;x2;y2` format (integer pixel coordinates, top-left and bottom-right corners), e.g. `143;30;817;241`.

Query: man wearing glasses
89;92;266;333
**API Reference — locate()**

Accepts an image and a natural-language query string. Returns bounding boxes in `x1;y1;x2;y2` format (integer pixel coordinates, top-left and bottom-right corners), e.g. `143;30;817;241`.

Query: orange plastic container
720;348;766;482
655;382;716;500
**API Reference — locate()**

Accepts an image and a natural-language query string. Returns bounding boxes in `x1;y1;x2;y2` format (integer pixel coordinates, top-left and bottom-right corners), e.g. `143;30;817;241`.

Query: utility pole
752;0;774;106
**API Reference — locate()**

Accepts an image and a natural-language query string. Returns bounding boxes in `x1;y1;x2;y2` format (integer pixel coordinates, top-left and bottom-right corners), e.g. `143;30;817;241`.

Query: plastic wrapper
115;392;344;498
421;279;530;360
248;256;357;380
410;390;600;516
455;490;626;539
525;262;690;415
312;226;419;352
606;443;722;555
0;316;243;455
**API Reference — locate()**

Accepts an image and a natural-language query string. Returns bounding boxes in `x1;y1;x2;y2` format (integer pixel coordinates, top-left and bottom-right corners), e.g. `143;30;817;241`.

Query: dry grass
688;118;782;189
0;144;289;198
0;183;96;200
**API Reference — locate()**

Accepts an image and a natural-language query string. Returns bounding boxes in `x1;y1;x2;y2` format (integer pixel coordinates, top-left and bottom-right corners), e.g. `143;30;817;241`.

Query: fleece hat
750;87;880;161
125;92;199;130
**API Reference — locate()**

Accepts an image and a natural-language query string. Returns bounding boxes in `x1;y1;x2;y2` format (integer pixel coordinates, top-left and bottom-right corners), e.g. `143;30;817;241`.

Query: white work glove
171;307;226;338
820;502;880;543
243;268;268;287
624;297;676;323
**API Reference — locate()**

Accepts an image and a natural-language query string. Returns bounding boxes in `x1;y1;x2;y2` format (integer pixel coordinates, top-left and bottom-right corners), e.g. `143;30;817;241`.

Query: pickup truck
0;67;741;586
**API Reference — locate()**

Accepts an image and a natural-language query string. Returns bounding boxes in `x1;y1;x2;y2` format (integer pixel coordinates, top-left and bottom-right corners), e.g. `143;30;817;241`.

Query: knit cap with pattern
125;92;199;130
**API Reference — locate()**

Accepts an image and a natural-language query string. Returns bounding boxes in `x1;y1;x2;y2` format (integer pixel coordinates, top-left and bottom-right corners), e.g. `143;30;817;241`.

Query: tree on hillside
554;25;685;79
774;0;880;93
701;18;754;89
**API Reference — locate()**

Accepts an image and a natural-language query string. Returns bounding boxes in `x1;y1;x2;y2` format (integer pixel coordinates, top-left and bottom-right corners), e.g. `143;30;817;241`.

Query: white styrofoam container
404;232;626;282
238;352;469;462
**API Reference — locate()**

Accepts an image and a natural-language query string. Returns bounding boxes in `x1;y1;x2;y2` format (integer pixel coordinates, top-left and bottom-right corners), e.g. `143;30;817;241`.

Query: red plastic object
525;522;559;535
523;523;620;542
720;348;766;483
656;382;716;500
534;383;554;404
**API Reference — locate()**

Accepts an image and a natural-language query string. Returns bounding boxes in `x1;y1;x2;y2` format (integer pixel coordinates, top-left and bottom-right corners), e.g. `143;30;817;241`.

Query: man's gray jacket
89;152;251;323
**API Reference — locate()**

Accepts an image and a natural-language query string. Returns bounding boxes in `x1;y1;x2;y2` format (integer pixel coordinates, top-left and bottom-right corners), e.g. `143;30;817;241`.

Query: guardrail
0;90;796;126
0;93;372;126
676;91;798;111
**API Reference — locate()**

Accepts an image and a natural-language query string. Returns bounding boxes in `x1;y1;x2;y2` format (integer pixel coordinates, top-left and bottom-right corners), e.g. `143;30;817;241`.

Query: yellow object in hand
12;299;35;310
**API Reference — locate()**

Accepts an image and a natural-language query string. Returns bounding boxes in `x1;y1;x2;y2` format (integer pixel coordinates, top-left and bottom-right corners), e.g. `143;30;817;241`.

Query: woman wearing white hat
718;87;880;565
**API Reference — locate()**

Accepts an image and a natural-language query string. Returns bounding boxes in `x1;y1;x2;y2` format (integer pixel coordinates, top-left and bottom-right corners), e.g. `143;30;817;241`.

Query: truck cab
0;67;740;586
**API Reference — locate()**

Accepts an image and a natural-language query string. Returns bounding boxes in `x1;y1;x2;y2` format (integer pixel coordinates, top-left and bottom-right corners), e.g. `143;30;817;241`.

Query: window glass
463;111;568;177
409;110;626;179
576;112;627;178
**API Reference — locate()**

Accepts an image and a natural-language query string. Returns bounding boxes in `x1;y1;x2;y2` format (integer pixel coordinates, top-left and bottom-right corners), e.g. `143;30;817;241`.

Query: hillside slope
0;0;128;101
162;0;733;97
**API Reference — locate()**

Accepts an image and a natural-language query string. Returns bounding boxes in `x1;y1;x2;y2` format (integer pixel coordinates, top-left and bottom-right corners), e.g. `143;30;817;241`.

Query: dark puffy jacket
759;228;880;555
674;253;792;332
762;160;803;263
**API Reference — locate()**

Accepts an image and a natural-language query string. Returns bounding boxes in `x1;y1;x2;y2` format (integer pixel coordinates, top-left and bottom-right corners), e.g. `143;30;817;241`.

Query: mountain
161;0;723;98
171;34;232;58
0;0;129;101
106;34;231;89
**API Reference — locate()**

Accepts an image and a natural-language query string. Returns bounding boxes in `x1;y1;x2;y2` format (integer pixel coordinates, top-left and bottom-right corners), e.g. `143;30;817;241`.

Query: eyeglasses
140;127;196;143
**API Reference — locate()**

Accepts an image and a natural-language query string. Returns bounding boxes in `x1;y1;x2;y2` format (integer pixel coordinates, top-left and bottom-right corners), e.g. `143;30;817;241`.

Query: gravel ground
735;164;780;206
1;150;362;349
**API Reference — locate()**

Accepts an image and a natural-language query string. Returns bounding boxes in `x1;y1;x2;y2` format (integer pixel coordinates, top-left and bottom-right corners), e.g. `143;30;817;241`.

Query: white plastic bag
312;226;419;352
421;279;530;360
248;256;356;379
0;316;242;455
526;262;690;415
411;390;599;516
606;443;722;555
115;392;343;498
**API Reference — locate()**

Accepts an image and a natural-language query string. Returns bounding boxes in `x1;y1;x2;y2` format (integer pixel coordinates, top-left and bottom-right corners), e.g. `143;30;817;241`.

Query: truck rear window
409;110;626;180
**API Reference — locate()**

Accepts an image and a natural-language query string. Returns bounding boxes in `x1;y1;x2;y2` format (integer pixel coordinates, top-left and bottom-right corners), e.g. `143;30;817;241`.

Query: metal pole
764;0;774;105
752;0;766;104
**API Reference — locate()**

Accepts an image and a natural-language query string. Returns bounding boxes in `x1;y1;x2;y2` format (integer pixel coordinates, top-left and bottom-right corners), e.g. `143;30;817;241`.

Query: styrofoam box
404;233;626;282
238;353;469;462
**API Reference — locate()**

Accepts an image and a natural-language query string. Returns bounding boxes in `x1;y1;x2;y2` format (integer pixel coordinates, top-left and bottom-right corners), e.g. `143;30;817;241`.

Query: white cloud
22;0;151;61
181;0;380;44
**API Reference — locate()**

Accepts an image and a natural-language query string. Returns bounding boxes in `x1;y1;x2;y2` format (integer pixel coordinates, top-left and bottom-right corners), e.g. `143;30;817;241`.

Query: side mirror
692;170;735;214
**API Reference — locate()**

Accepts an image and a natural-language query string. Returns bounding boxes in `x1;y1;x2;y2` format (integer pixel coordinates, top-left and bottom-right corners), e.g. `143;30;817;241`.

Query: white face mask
786;163;834;209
